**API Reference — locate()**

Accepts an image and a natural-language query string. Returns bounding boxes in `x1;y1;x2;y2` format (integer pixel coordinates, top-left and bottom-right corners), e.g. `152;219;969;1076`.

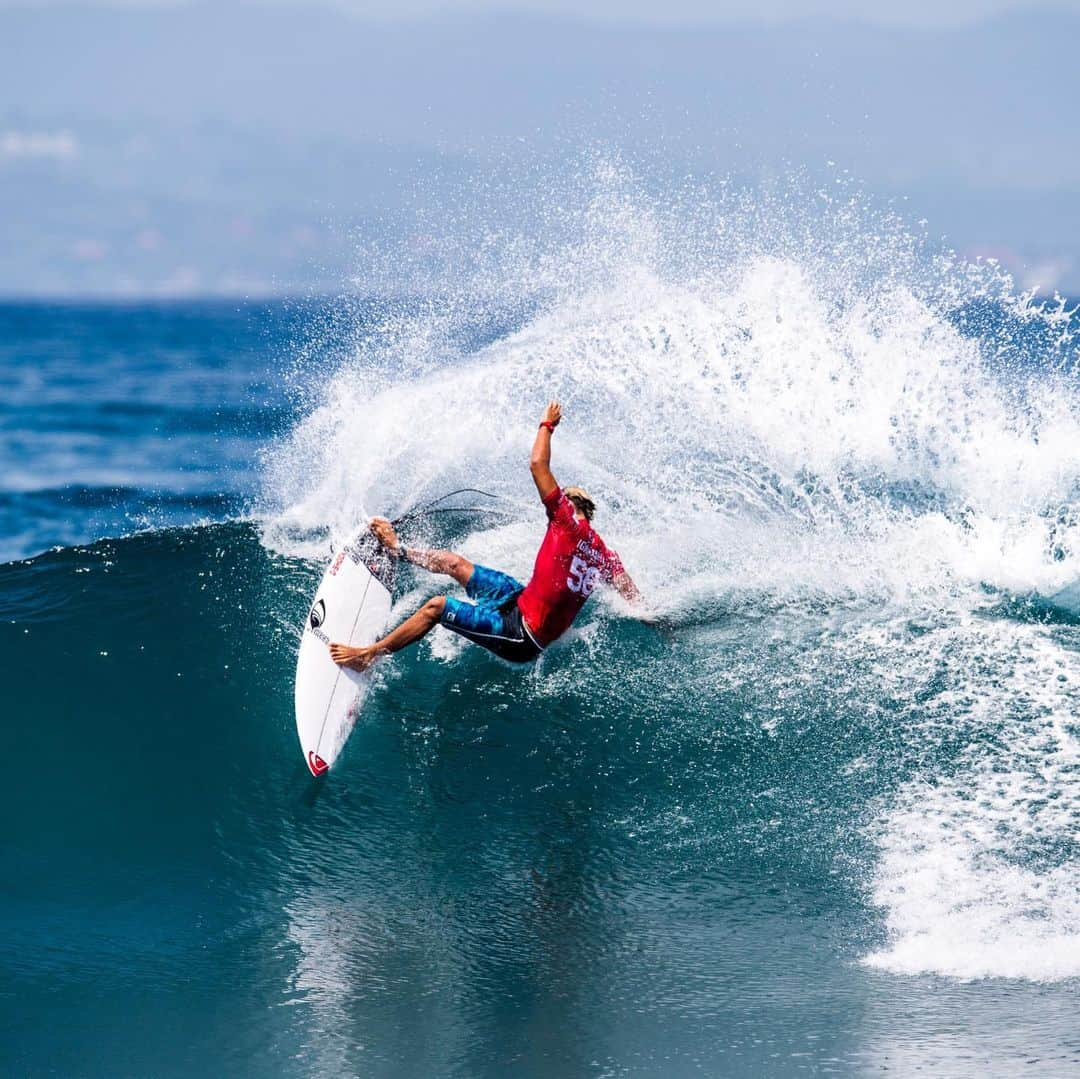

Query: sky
5;0;1080;26
2;1;1079;295
304;0;1080;26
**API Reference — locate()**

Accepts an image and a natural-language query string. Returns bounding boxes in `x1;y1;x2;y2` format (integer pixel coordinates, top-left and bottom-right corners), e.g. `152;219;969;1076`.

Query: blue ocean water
0;300;307;563
4;182;1080;1075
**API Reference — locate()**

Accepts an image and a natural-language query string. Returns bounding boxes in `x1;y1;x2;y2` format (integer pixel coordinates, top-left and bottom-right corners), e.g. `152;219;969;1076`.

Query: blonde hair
564;486;596;522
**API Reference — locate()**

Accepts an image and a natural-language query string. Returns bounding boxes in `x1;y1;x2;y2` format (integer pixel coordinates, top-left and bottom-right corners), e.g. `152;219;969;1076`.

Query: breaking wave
258;160;1080;981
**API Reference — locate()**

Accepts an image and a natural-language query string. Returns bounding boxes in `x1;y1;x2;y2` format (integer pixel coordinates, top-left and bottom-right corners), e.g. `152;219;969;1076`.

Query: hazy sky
5;0;1080;26
4;1;1079;295
333;0;1080;27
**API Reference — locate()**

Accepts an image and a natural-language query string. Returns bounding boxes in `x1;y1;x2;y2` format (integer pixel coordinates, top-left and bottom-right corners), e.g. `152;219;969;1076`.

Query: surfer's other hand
369;516;400;552
541;400;562;427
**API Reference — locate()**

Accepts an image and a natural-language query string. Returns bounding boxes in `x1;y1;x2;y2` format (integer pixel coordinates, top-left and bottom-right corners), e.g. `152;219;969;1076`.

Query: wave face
5;167;1080;1074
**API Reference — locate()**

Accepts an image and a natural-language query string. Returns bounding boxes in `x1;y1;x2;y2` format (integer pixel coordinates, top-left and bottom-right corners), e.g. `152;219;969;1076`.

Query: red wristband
539;421;556;433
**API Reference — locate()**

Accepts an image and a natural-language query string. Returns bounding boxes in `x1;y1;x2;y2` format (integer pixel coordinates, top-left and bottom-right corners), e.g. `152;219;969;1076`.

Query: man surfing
329;401;640;671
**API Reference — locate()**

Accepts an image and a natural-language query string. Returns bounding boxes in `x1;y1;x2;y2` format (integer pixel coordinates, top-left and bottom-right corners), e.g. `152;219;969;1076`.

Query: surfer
329;401;640;670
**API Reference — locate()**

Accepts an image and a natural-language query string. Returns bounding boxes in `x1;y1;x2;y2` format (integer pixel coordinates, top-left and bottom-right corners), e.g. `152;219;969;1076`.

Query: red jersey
516;486;625;647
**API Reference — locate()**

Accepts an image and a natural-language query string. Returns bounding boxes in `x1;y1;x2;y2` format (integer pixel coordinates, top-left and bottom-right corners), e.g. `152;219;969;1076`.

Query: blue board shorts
440;564;543;664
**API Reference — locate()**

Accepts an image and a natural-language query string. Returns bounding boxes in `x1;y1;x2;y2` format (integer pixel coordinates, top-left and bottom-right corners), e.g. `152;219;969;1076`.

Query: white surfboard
294;526;397;776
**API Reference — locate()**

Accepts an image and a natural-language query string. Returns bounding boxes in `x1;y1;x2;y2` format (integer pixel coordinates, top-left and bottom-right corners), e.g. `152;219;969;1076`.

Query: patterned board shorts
440;564;543;663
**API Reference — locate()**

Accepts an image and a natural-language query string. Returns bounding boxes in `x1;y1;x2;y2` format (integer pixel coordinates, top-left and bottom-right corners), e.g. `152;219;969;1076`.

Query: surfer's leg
439;595;539;663
403;548;474;587
330;596;446;671
371;518;473;587
370;518;474;586
465;565;524;604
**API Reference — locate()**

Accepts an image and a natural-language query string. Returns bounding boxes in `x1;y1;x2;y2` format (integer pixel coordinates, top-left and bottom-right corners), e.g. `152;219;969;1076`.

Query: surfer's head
564;486;595;522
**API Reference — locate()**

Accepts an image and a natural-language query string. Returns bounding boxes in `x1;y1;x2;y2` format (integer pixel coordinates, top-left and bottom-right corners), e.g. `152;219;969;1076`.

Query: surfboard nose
307;751;329;777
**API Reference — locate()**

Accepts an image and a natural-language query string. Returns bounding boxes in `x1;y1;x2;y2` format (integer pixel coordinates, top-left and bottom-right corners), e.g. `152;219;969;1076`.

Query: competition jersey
516;486;625;647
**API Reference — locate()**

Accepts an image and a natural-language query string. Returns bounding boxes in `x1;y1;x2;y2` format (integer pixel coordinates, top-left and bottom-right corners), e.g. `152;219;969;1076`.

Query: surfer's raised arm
529;399;561;499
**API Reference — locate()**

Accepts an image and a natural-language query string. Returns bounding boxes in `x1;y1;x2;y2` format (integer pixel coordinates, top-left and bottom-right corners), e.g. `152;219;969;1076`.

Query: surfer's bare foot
329;642;381;671
369;517;400;554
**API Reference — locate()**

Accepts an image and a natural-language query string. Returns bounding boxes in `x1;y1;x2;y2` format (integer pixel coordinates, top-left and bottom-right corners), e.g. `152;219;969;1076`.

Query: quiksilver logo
310;599;326;629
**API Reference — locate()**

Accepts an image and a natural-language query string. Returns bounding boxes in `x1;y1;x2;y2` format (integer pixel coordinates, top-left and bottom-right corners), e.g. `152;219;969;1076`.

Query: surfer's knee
422;595;447;621
421;550;472;586
445;553;474;584
433;550;468;575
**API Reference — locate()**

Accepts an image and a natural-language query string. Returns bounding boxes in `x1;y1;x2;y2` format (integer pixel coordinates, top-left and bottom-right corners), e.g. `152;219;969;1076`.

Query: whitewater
4;164;1080;1075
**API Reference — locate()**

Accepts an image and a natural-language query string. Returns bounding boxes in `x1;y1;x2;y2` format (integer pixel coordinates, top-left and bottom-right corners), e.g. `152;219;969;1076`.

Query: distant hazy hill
3;3;1077;294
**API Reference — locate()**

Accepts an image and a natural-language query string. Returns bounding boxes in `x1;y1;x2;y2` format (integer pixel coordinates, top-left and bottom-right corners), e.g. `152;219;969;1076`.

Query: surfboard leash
391;488;500;528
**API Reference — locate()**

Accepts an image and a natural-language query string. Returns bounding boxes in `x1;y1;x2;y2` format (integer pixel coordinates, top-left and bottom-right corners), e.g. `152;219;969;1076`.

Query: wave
8;163;1080;986
252;161;1080;981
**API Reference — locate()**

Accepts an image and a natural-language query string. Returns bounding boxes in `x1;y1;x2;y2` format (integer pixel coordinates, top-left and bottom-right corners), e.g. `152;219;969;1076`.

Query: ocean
3;179;1080;1076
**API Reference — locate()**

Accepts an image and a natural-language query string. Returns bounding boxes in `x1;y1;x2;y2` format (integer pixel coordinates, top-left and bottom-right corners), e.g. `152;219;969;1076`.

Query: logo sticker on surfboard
308;750;329;776
309;599;326;629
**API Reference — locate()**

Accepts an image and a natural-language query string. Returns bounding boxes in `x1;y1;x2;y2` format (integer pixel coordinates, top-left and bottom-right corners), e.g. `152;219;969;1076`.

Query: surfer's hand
541;400;562;428
369;517;400;553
